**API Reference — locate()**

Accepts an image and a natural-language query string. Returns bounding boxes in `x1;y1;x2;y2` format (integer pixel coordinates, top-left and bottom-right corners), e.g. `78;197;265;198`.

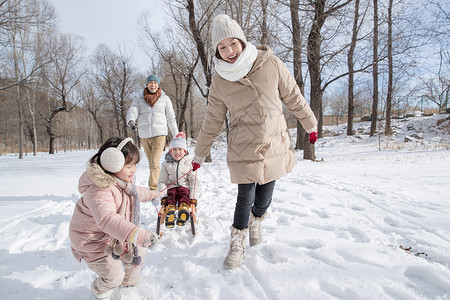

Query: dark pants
166;186;191;207
233;180;276;230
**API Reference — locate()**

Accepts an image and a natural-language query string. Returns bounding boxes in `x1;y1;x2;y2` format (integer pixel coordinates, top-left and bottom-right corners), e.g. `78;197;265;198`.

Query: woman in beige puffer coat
192;15;318;270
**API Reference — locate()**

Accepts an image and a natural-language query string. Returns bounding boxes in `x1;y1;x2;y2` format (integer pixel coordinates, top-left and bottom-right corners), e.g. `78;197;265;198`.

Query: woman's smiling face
217;38;243;64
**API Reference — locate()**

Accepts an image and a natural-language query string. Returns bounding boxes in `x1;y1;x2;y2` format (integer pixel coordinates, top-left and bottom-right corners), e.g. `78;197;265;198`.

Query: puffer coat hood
69;161;159;262
194;45;318;184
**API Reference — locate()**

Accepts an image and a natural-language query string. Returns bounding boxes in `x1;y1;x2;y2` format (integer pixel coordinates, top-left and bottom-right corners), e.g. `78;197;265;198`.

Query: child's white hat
169;132;187;153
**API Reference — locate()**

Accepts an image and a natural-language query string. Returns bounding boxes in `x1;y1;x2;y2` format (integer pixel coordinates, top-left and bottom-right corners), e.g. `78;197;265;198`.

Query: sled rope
159;169;193;193
154;169;195;215
192;169;197;202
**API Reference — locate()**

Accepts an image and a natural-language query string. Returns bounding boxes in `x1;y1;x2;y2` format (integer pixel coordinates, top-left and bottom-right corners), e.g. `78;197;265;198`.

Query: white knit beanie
211;14;246;51
169;132;187;153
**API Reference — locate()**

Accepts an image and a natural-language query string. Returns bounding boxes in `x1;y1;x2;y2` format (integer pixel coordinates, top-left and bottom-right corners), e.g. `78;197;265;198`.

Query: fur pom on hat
169;132;187;153
211;14;246;51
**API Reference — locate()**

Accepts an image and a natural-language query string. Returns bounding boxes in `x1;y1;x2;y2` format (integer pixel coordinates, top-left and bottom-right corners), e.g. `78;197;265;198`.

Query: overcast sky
48;0;165;72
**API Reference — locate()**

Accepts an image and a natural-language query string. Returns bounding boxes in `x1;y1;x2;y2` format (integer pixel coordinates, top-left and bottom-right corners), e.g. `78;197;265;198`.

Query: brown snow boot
223;226;248;270
248;211;266;247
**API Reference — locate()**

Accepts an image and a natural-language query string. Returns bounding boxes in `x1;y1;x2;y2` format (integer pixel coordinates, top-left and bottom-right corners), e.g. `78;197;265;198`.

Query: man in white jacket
127;74;178;190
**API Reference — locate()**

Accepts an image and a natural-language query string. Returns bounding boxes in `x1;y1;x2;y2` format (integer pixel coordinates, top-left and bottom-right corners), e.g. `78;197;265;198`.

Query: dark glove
192;161;201;171
128;120;138;132
309;131;318;144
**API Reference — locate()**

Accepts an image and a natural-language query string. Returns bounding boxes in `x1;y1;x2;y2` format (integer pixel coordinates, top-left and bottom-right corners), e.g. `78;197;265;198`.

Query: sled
156;202;198;237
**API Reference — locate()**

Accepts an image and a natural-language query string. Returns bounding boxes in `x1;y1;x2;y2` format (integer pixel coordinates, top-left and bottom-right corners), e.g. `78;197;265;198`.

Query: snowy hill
0;114;449;300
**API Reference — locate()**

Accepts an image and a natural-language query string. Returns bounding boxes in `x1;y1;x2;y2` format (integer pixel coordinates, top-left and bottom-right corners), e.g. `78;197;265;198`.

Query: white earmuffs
100;137;134;173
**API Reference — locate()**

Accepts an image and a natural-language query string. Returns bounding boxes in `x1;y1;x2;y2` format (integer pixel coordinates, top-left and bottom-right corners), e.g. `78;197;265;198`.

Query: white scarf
214;43;258;82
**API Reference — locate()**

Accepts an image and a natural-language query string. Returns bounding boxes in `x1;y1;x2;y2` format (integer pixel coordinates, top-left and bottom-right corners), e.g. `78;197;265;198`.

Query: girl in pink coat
69;137;162;300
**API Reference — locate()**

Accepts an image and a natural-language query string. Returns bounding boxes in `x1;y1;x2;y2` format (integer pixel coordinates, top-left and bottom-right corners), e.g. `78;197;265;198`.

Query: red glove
192;161;201;171
309;131;318;144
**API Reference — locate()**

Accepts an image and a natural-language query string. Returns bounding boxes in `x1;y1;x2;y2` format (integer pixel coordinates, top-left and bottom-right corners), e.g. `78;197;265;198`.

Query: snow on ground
0;114;449;300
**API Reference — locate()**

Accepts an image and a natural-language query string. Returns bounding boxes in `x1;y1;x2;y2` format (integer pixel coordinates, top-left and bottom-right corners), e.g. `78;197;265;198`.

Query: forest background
0;0;449;159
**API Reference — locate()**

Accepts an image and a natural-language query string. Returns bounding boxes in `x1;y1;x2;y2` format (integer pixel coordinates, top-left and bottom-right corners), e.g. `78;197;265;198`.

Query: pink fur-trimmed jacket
69;161;159;262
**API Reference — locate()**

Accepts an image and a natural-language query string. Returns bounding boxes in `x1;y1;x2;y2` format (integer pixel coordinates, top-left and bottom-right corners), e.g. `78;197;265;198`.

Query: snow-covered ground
0;114;449;300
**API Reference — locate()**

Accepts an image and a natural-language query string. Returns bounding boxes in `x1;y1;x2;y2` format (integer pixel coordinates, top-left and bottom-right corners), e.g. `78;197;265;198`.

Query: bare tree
79;76;105;144
41;31;85;154
421;51;449;112
347;0;368;136
384;0;394;135
91;44;139;137
5;0;27;158
25;1;55;155
260;0;269;45
305;0;352;160
160;0;223;162
418;1;449;113
2;0;55;158
289;0;309;152
186;0;226;96
369;0;379;136
0;0;53;92
139;16;201;135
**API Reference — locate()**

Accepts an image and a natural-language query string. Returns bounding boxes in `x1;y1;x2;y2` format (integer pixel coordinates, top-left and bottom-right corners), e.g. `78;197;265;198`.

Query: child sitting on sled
69;137;163;300
158;132;201;228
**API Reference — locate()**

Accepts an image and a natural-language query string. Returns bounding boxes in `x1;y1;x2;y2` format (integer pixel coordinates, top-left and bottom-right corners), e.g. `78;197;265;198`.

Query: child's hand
150;198;159;207
138;229;158;248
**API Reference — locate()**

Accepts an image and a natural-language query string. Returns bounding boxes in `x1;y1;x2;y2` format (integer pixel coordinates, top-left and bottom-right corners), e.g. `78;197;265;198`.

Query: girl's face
217;38;243;64
115;162;137;182
170;148;186;161
147;81;159;93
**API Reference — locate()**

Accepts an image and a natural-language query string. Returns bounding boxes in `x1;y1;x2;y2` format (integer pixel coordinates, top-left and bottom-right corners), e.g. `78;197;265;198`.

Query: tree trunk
186;0;211;89
179;72;193;133
47;119;55;154
260;0;269;45
190;93;194;139
347;0;360;136
289;0;308;152
370;0;379;136
385;0;393;135
185;0;212;162
47;107;64;154
30;89;37;155
16;84;24;159
90;112;104;143
306;0;327;161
